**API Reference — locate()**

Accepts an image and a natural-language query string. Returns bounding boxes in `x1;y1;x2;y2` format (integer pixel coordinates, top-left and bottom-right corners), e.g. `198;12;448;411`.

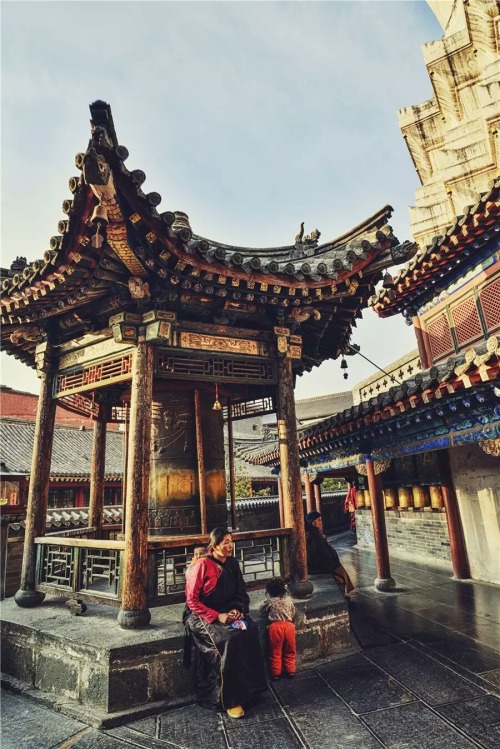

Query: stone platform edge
1;575;357;725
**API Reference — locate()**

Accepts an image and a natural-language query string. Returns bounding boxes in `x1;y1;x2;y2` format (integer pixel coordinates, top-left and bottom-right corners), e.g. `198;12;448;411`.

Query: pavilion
0;100;416;628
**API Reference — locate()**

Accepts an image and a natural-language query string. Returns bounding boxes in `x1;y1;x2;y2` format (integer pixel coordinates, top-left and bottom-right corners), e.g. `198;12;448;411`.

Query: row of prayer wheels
356;485;444;511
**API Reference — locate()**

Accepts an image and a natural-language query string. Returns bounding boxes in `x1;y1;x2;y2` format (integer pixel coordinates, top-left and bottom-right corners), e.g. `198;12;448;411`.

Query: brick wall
355;509;452;568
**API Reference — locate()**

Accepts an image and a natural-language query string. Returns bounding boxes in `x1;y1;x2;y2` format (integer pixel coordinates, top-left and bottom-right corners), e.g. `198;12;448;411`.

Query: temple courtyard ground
2;531;499;749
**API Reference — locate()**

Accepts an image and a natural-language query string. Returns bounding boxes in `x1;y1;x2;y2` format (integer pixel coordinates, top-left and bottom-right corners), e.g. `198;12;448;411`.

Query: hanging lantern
212;382;222;411
340;355;348;380
382;271;395;289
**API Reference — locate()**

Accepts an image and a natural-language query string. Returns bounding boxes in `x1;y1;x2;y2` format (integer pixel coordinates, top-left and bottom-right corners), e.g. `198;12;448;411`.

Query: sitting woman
305;511;354;595
184;527;267;718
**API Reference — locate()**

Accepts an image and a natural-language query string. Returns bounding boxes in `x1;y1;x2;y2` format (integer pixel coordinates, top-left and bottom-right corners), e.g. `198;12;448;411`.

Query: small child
259;577;296;680
190;545;208;565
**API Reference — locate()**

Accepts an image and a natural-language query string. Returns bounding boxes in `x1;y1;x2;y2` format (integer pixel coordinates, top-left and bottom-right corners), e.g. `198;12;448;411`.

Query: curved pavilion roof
1;101;417;376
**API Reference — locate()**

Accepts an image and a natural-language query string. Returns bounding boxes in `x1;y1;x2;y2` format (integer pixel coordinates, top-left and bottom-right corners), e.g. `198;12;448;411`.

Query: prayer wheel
397;486;413;509
412;485;429;509
148;388;227;535
383;487;397;510
429;484;444;510
363;488;372;508
356;489;365;508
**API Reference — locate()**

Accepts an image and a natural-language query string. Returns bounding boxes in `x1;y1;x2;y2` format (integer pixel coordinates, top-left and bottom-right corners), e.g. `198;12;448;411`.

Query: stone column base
14;589;45;608
117;607;151;629
374;577;396;592
289;580;314;599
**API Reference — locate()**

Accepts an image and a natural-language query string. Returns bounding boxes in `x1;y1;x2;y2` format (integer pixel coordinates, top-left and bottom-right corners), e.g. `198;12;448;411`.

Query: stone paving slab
288;693;381;749
317;654;416;714
366;642;485;705
362;701;478;749
436;695;500;749
1;691;86;749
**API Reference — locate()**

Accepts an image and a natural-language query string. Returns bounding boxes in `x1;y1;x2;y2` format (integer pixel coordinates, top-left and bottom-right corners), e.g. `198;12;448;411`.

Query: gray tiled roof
295;391;354;424
0;418;124;478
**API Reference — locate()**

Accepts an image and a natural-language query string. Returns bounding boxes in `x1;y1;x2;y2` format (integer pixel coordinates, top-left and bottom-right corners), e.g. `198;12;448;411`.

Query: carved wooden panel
156;351;276;383
55;353;133;397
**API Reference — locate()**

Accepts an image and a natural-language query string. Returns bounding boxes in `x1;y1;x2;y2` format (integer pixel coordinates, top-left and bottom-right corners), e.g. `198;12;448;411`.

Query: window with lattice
479;276;500;334
451;296;483;347
427;313;454;362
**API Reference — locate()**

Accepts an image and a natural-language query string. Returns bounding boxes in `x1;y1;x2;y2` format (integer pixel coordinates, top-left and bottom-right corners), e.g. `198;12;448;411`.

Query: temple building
399;0;499;249
240;0;500;588
0;100;415;628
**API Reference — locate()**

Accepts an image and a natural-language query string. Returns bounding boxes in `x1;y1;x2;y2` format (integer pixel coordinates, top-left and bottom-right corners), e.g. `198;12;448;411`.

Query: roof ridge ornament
294;222;321;249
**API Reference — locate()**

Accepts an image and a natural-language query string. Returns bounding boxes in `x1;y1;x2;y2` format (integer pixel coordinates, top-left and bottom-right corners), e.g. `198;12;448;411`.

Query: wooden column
15;348;57;608
437;449;469;579
121;402;129;535
276;354;312;597
88;400;108;538
277;478;285;528
412;315;431;369
366;458;395;591
117;341;153;628
304;473;314;514
227;397;237;531
314;483;322;514
194;388;207;535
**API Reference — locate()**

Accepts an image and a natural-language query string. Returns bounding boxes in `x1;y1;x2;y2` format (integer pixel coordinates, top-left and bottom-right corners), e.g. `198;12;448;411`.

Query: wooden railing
35;537;125;605
33;528;291;607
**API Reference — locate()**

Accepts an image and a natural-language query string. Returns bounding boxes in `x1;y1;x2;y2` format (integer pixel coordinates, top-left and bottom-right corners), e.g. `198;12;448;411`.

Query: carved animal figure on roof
304;228;321;245
288;307;321;325
9;257;27;275
295;222;305;244
83;147;111;187
390;240;418;264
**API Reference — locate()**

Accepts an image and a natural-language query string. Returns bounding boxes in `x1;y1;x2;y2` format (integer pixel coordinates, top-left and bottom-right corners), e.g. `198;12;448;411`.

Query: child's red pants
268;621;296;677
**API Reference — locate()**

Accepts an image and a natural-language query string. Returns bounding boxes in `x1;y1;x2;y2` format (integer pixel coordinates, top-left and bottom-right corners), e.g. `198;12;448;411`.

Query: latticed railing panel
39;545;74;589
80;548;121;597
36;542;122;600
153;534;286;599
156;351;276;383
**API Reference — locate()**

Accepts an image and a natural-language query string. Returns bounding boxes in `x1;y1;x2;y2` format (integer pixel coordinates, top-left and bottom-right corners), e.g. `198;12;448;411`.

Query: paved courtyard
2;532;500;749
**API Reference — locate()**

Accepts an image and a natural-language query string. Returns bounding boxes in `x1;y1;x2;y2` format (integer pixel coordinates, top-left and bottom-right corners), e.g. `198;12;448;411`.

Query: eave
371;179;500;318
1;100;417;374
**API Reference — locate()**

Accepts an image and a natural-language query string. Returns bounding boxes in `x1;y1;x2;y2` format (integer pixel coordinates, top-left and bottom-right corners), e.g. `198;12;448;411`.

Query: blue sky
1;1;442;398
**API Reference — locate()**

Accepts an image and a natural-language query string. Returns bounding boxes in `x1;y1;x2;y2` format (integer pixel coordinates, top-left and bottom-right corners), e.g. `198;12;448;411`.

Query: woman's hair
266;577;287;598
209;526;231;550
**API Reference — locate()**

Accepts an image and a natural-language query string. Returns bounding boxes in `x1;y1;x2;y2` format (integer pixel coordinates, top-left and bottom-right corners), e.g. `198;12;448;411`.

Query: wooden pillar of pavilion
412;315;431;370
437;449;469;579
117;340;154;629
15;343;57;607
275;337;312;598
304;473;314;514
314;483;322;514
365;457;395;591
277;478;285;528
88;398;109;538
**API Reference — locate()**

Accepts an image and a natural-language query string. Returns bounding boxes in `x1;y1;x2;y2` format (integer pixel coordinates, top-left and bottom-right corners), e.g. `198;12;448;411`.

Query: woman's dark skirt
185;613;267;710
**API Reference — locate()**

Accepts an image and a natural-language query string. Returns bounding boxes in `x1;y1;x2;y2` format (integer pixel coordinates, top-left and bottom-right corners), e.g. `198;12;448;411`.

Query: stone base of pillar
288;580;314;599
117;607;151;629
374;577;396;592
14;589;45;608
